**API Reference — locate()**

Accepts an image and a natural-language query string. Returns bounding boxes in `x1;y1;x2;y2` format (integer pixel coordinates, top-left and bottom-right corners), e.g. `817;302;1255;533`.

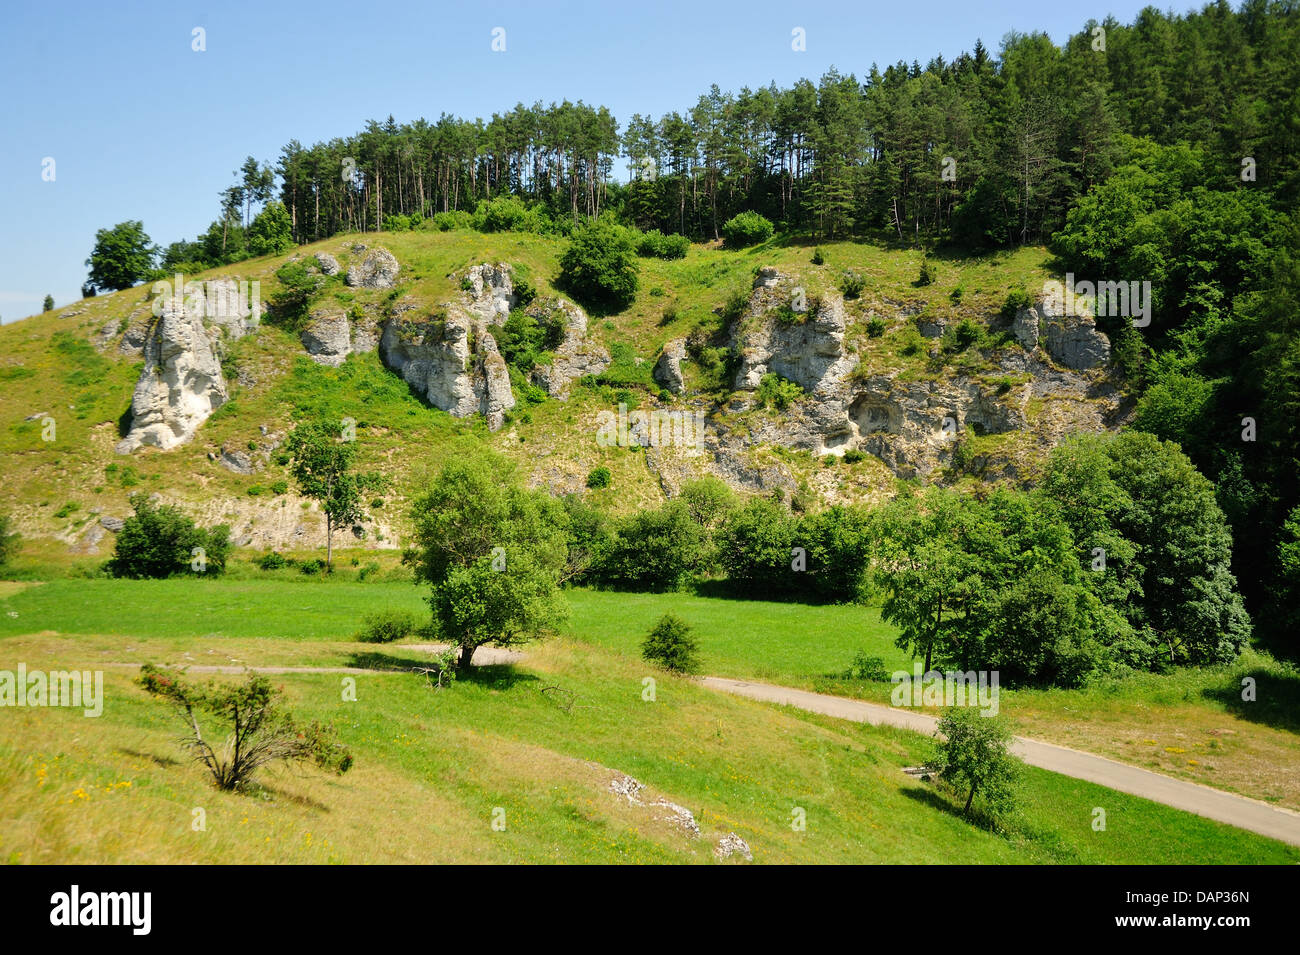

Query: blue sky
0;0;1169;323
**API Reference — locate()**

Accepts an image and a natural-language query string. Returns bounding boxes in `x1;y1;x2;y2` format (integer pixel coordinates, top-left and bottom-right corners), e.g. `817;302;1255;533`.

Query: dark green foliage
932;709;1019;819
592;501;703;591
107;494;230;579
865;317;886;338
497;310;561;374
916;260;936;286
1000;288;1032;319
137;664;352;790
42;295;54;312
720;211;774;247
356;609;419;643
558;220;639;311
268;261;325;331
256;552;289;570
246;201;294;256
842;652;889;682
585;466;612;489
811;247;826;265
636;230;690;259
85;220;156;292
840;270;866;299
757;373;802;411
641;613;700;673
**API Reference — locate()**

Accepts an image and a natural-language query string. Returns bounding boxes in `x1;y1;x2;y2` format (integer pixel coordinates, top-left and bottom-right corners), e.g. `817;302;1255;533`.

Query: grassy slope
1;575;1298;861
1;586;1294;863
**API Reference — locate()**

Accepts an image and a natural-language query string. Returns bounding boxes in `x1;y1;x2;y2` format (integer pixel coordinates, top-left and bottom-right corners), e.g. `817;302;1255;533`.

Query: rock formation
115;297;228;453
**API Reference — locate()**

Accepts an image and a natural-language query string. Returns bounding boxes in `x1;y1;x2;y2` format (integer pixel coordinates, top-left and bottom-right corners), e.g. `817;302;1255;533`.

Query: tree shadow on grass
900;783;1008;836
1201;668;1300;736
117;747;180;769
344;652;538;691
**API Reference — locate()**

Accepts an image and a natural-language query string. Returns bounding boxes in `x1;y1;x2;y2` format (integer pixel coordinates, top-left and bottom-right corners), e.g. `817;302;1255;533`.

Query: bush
299;558;325;575
256;552;289;570
843;449;867;464
586;466;612;489
720;211;774;248
840;270;866;299
931;708;1019;819
757;373;803;411
641;613;700;673
138;664;352;790
1000;288;1033;319
865;317;886;338
636;230;690;260
475;196;552;234
431;210;474;232
917;259;937;286
107;494;230;578
358;561;381;581
558;220;639;311
271;480;289;495
811;247;826;265
592;502;704;591
843;652;889;681
356;609;418;643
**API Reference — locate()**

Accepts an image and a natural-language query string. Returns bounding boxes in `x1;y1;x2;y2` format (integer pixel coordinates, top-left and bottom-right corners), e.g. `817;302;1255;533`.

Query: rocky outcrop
115;297;228;453
117;310;151;357
1012;306;1040;350
315;252;339;276
529;298;611;397
346;247;399;289
379;264;521;431
732;269;857;395
1039;287;1109;370
301;307;352;367
654;339;687;394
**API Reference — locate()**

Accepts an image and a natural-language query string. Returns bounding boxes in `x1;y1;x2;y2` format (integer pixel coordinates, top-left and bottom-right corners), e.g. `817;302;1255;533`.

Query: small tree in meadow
137;664;353;791
285;422;385;572
931;708;1019;818
641;613;700;673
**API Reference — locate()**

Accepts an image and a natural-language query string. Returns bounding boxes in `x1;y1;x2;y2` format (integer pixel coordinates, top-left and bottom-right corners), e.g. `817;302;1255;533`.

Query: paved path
702;676;1300;848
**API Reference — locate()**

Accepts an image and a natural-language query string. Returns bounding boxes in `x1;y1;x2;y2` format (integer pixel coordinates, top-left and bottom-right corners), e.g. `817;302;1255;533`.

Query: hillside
0;229;1124;564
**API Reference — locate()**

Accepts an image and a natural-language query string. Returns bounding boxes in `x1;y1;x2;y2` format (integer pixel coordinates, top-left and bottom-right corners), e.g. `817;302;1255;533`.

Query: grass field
1;574;1298;863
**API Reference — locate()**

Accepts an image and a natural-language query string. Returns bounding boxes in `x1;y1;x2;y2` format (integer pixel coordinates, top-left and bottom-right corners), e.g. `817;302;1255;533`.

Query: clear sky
0;0;1172;323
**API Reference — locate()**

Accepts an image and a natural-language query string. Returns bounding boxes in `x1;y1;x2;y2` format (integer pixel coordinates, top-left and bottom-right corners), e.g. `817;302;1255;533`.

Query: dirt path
702;676;1300;848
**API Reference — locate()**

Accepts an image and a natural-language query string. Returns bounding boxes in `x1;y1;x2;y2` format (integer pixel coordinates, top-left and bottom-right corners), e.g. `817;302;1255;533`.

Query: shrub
811;247;826;265
843;449;867;464
720;211;774;248
949;285;965;303
636;230;690;260
299;558;325;575
931;708;1019;819
917;259;937;286
1000;288;1033;319
586;466;612;489
840;270;866;299
843;652;889;681
757;373;803;411
865;317;886;338
641;613;700;673
256;551;288;570
948;318;984;351
358;561;381;581
431;210;474;232
137;664;352;790
107;494;230;578
592;502;704;591
356;609;418;643
268;261;325;331
246;485;265;497
271;480;289;495
558;220;639;311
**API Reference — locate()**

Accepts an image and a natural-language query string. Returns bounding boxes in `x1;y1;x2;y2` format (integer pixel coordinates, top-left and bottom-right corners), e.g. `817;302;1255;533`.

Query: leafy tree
641;613;700;673
558;219;639;312
85;221;156;292
406;453;568;674
107;494;229;579
138;664;352;790
247;201;295;257
285;423;385;572
931;708;1019;818
716;497;800;598
594;501;704;591
42;295;54;312
268;261;325;330
720;211;775;247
